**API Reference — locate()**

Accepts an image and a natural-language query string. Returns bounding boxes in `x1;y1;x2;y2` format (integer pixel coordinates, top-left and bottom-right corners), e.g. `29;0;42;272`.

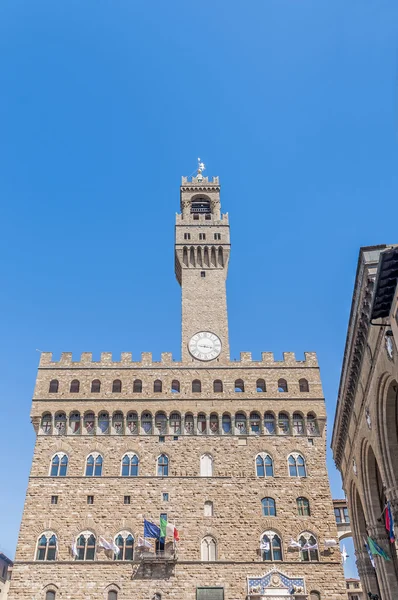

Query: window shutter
197;588;224;600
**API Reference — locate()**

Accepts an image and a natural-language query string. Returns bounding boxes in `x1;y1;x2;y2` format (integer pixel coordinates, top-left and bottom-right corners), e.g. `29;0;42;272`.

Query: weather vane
197;157;206;180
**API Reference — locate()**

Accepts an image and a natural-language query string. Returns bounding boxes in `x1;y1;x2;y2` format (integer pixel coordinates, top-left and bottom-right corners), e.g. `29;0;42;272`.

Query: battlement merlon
181;175;220;186
38;351;319;368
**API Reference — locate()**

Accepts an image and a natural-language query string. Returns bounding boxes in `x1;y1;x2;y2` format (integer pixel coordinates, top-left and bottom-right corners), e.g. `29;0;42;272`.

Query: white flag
71;542;79;558
99;536;115;551
260;541;270;551
137;536;153;549
289;538;302;549
341;545;349;563
303;542;318;551
324;539;338;548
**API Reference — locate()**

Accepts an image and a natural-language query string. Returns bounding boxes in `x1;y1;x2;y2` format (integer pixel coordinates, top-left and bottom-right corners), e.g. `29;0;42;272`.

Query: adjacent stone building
9;172;346;600
0;553;13;600
332;245;398;600
345;578;364;600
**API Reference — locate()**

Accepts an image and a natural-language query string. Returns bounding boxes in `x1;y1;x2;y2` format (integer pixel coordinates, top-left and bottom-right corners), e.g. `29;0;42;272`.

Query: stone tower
9;172;347;600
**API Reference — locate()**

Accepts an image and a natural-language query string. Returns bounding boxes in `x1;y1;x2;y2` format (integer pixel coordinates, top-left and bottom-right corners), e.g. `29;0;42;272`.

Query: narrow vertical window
112;379;122;393
49;380;59;394
91;379;101;393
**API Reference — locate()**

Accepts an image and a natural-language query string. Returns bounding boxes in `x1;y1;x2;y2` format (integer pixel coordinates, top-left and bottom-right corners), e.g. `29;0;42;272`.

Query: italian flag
160;517;180;541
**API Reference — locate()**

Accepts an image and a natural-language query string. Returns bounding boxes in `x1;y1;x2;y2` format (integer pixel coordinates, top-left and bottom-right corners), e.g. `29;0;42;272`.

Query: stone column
367;523;396;600
355;548;378;596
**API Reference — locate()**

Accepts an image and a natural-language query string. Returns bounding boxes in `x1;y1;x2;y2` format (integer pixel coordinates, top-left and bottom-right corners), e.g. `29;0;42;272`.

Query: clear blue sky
1;0;397;580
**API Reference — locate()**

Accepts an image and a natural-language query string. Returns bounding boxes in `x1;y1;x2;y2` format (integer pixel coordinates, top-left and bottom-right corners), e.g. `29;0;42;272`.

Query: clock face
188;331;222;361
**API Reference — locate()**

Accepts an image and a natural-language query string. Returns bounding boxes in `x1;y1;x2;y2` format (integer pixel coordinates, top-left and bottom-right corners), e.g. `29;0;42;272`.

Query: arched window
112;379;122;393
49;380;59;394
70;379;80;393
46;592;56;600
108;592;118;600
297;497;310;516
197;413;206;434
200;454;213;476
256;453;273;477
85;453;103;477
114;532;134;561
155;412;167;434
98;411;109;434
142;412;152;434
299;378;309;392
278;378;288;393
201;536;217;561
121;453;139;477
261;497;276;516
127;411;138;434
310;592;321;600
299;533;319;561
76;532;96;560
204;501;214;516
171;380;180;393
50;453;68;477
222;413;231;434
289;454;306;477
213;380;223;393
235;379;244;392
91;379;101;393
154;380;162;393
307;413;319;436
278;412;290;434
157;454;169;476
210;413;219;434
112;411;124;434
261;531;282;561
36;532;57;560
84;412;95;434
41;413;52;435
170;412;181;434
69;411;81;434
250;412;261;434
133;379;142;393
192;379;201;393
235;412;247;434
293;412;304;435
264;412;276;435
54;412;66;435
184;413;194;434
256;379;266;392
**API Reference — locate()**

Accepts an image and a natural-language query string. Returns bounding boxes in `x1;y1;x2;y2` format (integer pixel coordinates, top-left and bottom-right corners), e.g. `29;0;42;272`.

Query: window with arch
299;533;319;561
307;413;319;436
50;453;68;477
288;454;306;477
91;379;101;393
69;411;81;434
114;531;134;560
36;532;57;560
261;497;276;516
235;412;247;434
210;413;219;434
46;592;56;600
201;536;217;561
278;378;288;393
127;411;138;434
213;380;223;393
54;412;66;435
299;378;309;392
121;453;139;477
85;453;103;477
222;413;231;434
200;454;213;476
264;412;276;435
155;412;167;435
171;380;180;393
49;380;59;394
293;412;305;435
108;592;118;600
154;380;162;393
278;412;290;434
41;413;52;435
235;379;244;392
256;379;266;392
133;379;142;393
310;592;321;600
142;412;152;434
84;412;95;434
98;411;109;434
112;379;122;393
250;412;261;434
185;413;194;434
204;501;214;516
70;379;80;393
297;497;311;516
256;453;273;477
112;411;124;434
76;532;96;560
192;379;201;393
170;412;181;434
157;454;169;476
197;413;206;434
261;531;282;561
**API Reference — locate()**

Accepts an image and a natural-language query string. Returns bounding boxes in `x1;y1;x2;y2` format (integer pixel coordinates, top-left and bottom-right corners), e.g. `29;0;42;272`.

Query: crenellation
59;352;72;364
120;352;132;363
100;352;113;363
80;352;93;365
141;352;152;365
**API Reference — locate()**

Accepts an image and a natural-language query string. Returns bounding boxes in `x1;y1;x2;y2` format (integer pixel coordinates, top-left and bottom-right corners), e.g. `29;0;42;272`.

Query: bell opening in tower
190;197;211;214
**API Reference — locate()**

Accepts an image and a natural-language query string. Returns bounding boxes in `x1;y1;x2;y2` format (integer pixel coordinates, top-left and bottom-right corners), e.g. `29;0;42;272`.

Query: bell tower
175;164;230;363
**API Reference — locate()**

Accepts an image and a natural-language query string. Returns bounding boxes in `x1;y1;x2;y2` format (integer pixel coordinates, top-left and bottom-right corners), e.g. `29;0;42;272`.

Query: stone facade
9;174;346;600
332;245;398;600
